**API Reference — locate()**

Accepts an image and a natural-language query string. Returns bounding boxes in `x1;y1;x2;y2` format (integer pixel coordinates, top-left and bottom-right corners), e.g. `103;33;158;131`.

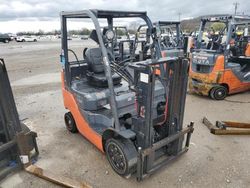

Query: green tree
37;29;44;35
211;22;226;31
116;29;126;36
79;28;90;35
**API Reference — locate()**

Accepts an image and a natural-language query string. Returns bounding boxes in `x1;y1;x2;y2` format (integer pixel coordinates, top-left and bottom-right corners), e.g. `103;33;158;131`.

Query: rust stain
188;78;213;96
216;71;222;83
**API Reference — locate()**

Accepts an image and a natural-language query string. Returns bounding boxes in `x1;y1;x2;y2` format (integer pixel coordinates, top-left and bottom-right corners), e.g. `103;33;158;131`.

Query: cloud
0;0;139;21
0;0;250;32
140;0;250;21
1;0;249;21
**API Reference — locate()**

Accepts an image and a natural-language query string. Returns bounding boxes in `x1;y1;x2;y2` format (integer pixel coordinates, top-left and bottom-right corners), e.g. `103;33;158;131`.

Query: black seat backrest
85;30;104;73
85;48;104;73
89;29;99;44
85;47;122;87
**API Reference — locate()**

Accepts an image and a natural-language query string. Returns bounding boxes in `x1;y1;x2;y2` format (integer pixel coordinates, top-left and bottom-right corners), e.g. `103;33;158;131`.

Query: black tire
4;39;9;43
209;87;216;99
64;112;78;133
34;39;37;42
105;138;137;177
22;39;25;42
210;86;228;100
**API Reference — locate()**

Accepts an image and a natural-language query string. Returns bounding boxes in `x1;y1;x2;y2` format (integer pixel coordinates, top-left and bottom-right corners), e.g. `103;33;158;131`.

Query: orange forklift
60;10;193;180
189;15;250;100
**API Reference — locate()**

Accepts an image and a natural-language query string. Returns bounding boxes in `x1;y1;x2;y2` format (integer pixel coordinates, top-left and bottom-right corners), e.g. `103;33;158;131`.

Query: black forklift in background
60;9;194;180
0;58;39;180
135;21;190;60
155;21;183;49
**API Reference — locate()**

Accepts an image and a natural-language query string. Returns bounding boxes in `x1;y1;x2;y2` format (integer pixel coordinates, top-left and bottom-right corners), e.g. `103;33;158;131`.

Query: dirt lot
0;40;250;188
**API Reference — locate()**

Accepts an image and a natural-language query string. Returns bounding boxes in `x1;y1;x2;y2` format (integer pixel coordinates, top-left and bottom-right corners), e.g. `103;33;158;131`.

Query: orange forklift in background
189;15;250;100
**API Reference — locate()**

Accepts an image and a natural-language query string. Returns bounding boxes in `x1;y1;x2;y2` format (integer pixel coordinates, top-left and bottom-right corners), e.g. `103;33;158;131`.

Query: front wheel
4;39;9;43
209;86;228;100
64;112;78;133
105;138;137;177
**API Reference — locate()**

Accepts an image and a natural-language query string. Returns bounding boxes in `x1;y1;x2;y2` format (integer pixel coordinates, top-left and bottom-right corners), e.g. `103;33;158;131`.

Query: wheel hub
218;91;222;95
66;117;72;128
107;143;126;173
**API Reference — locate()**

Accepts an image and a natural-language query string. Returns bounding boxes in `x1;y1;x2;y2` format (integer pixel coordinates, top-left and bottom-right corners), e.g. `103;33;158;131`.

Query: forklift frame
60;10;193;180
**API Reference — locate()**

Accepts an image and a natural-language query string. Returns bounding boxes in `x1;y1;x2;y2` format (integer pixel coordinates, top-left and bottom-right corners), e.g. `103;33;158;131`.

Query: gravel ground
0;40;250;188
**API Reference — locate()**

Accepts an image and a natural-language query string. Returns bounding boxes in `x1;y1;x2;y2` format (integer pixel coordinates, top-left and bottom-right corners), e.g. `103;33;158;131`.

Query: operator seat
85;30;122;87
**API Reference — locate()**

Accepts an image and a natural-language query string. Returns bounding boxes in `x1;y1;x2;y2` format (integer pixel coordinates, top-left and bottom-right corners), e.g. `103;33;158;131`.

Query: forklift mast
129;57;194;180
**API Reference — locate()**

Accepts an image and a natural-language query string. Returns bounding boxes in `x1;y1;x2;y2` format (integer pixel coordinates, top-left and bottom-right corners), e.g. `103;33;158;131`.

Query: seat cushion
227;62;241;69
71;79;133;111
86;72;122;87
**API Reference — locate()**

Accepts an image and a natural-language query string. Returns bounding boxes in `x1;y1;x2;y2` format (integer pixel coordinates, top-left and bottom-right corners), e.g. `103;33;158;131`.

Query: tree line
16;28;130;36
16;28;92;36
15;19;225;36
181;16;226;33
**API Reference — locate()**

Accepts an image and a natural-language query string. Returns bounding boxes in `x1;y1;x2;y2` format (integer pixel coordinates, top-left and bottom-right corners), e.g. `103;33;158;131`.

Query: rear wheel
64;112;78;133
209;86;228;100
105;138;137;177
4;39;9;43
209;87;216;99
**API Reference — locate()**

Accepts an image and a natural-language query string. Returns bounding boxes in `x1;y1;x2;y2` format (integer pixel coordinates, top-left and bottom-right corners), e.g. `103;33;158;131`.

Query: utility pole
233;2;239;15
178;12;181;21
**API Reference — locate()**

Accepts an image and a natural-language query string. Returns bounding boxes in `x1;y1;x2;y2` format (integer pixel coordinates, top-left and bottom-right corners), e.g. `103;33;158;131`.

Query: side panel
245;43;250;56
189;55;225;95
190;55;225;83
222;70;250;94
61;73;104;152
190;54;250;94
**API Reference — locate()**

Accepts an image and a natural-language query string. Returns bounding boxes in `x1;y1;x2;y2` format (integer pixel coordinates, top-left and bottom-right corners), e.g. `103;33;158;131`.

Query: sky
0;0;250;33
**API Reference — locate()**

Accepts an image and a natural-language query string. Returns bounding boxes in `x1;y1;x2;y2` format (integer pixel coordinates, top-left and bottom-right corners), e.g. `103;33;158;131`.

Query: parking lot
0;40;250;188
